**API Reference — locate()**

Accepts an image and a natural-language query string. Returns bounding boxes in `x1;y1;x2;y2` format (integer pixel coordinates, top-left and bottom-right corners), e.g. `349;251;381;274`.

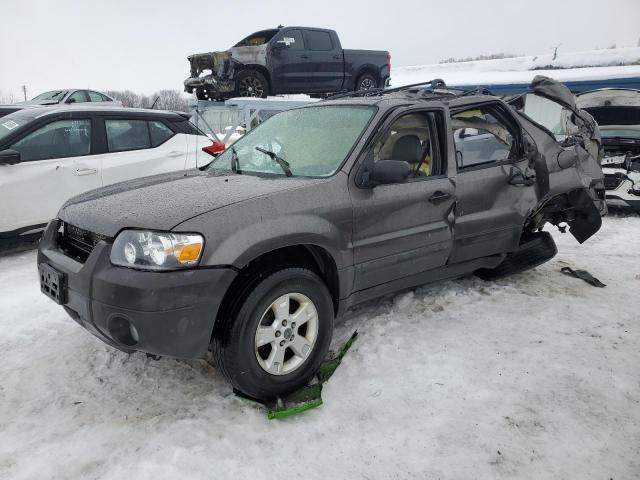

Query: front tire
211;268;334;400
235;70;269;98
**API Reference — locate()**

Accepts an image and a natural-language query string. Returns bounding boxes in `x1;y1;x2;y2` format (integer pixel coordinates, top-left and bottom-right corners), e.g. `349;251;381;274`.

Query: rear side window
11;119;91;161
149;121;174;146
106;119;150;152
67;91;89;103
451;106;516;169
305;30;333;51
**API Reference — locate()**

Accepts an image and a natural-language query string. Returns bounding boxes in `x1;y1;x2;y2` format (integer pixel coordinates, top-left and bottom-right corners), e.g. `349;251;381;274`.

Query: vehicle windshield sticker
1;120;19;130
279;37;295;46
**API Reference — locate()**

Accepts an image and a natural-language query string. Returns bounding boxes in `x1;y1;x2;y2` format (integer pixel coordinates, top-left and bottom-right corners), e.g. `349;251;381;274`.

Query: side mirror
370;160;411;185
66;97;76;104
0;149;21;165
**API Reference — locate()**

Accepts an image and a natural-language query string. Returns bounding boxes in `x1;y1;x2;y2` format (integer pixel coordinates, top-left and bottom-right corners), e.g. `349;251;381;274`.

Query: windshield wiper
255;146;293;177
231;147;241;174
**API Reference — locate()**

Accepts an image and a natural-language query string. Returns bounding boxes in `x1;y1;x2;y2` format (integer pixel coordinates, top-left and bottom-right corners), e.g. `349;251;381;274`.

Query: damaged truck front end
184;51;237;100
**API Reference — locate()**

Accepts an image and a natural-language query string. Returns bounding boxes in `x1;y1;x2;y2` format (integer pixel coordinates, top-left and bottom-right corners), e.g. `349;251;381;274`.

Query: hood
576;89;640;127
59;169;314;237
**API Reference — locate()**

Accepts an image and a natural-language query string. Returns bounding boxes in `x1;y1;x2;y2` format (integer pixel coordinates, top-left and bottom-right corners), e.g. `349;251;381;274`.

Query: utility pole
21;85;27;102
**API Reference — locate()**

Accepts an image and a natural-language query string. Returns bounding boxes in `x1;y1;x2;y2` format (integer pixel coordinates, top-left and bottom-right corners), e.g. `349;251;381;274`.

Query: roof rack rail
324;79;496;102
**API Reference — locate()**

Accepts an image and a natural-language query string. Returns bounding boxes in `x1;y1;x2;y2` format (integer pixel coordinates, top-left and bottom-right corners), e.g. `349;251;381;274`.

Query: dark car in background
38;77;604;401
184;26;391;100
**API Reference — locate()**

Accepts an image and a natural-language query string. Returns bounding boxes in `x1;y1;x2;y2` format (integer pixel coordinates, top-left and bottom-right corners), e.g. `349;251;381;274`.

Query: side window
11;119;91;161
373;111;441;179
277;30;305;50
149;121;174;146
105;119;150;152
451;106;516;169
67;91;89;104
305;30;333;51
88;91;109;102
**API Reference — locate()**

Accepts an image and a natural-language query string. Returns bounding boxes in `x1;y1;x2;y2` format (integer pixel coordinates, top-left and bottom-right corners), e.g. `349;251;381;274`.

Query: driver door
270;29;314;93
349;108;456;291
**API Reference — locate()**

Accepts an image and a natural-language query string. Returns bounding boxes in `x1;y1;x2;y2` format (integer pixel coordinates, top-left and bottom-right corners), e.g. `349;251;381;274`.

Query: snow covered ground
391;47;640;89
1;215;639;480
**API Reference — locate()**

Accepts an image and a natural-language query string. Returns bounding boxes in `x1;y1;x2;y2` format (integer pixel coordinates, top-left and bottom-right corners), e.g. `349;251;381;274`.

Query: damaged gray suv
38;76;606;400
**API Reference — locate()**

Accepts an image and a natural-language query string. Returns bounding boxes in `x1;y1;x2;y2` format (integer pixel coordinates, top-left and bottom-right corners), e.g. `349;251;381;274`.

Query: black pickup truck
184;26;391;100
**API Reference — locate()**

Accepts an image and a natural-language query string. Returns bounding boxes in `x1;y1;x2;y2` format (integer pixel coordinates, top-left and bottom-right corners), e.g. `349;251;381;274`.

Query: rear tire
475;231;557;280
211;268;334;400
355;73;378;91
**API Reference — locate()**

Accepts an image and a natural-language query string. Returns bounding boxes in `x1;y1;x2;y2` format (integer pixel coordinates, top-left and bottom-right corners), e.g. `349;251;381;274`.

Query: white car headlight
111;230;204;271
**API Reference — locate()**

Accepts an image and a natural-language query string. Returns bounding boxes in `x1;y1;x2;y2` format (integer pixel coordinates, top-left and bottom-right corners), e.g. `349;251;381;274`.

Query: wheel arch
236;64;272;90
211;243;341;341
355;65;381;86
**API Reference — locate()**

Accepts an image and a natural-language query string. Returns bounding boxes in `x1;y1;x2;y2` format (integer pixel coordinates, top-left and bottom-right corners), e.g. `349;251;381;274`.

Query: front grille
58;222;109;263
603;173;624;191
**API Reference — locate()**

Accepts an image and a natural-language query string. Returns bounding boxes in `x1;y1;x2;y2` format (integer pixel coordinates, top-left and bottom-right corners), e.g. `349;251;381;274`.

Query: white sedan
0;105;224;242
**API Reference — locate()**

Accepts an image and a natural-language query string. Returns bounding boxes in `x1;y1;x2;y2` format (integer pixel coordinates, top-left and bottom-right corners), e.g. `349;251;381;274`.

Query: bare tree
104;89;189;112
0;90;17;104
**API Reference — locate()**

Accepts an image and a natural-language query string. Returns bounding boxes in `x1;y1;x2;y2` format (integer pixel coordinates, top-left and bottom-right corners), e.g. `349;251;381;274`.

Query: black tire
355;73;378;91
211;268;334;400
235;70;269;98
476;231;558;280
195;87;208;101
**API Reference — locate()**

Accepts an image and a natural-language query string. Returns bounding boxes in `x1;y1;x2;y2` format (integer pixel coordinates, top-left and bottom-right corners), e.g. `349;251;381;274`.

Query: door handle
333;54;341;60
168;150;183;158
428;191;453;204
300;54;309;59
75;168;97;176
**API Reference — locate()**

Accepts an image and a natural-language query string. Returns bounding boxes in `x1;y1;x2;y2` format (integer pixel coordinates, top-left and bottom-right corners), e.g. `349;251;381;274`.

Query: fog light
109;315;139;347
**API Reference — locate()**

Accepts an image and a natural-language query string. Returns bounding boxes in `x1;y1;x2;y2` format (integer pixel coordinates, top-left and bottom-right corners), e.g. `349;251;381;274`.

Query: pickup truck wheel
236;70;269;98
356;73;378;91
211;268;334;401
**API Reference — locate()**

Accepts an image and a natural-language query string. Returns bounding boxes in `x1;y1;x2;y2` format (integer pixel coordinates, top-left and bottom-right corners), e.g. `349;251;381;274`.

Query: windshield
208;105;376;177
234;29;279;47
31;90;67;102
0;109;40;143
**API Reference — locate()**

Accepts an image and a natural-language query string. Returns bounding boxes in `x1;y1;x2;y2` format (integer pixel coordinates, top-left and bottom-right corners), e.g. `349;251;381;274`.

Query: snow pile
0;215;639;479
392;47;640;88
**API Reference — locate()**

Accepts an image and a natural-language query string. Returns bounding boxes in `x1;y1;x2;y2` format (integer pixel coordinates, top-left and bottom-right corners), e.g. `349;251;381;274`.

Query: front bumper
37;221;237;359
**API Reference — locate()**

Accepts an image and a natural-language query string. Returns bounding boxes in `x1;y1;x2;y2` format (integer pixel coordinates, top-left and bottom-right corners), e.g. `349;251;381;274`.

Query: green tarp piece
266;330;358;419
234;331;358;420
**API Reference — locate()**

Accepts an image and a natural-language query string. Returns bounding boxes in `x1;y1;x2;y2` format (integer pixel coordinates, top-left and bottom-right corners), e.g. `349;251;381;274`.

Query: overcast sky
1;0;638;99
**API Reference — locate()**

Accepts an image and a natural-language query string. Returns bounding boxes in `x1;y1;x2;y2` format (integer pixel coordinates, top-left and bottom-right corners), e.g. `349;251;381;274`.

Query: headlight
110;230;204;271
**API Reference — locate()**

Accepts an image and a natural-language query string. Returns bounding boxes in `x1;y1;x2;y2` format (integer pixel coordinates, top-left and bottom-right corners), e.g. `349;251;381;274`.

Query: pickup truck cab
184;26;391;100
38;77;605;401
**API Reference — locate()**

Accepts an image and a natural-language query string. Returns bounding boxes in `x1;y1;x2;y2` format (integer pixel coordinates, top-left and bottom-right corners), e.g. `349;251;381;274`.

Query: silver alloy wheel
239;76;264;97
359;77;376;90
254;292;319;376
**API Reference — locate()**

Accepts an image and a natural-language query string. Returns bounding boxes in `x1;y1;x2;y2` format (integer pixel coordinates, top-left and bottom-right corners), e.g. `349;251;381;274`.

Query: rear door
270;29;314;93
449;102;535;263
302;29;344;92
0;117;100;233
99;117;187;186
350;107;456;291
